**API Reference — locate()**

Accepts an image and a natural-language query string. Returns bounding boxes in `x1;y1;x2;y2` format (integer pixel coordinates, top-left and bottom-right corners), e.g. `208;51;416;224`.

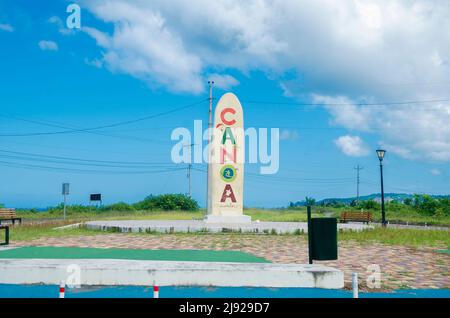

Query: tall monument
205;93;251;223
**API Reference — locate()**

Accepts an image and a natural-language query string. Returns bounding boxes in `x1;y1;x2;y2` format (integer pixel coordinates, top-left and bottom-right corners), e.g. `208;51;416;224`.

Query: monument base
204;214;252;223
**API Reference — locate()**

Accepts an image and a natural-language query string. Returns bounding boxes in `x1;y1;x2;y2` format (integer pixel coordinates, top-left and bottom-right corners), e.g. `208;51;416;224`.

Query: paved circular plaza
12;232;449;291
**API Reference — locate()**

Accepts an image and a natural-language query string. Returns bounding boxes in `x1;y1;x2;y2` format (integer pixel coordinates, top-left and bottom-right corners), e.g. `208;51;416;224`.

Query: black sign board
90;193;102;201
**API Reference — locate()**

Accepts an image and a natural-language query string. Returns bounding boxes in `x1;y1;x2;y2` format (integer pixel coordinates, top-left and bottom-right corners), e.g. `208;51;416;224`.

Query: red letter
220;108;236;126
220;184;237;203
220;146;236;164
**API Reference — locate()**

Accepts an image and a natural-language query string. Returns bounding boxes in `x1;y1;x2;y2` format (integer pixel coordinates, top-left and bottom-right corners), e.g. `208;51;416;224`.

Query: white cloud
80;3;203;93
48;16;75;35
0;23;13;32
430;168;441;176
78;0;450;161
317;95;450;162
207;74;239;90
312;95;372;131
335;135;369;157
38;40;58;51
84;57;103;68
280;129;300;141
79;0;450;96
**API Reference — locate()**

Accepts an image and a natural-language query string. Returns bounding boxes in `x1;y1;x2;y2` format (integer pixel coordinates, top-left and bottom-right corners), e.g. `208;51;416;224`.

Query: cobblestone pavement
13;234;450;291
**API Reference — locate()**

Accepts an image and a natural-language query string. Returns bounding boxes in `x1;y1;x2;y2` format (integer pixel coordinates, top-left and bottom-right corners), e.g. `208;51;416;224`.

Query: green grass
338;227;450;248
244;208;321;222
7;222;104;242
16;210;204;220
16;206;450;226
324;206;450;226
7;207;450;248
7;221;449;249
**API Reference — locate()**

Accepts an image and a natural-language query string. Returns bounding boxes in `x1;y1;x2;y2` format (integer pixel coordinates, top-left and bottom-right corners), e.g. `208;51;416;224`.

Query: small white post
59;280;65;299
352;273;358;298
153;285;159;298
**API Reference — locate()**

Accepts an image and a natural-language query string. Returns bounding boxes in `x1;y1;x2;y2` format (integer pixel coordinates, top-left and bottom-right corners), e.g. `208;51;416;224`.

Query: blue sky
0;0;449;208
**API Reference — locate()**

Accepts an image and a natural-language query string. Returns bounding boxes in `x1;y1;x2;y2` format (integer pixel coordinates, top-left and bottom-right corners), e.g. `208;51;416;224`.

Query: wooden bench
340;211;372;224
0;225;9;245
0;208;22;225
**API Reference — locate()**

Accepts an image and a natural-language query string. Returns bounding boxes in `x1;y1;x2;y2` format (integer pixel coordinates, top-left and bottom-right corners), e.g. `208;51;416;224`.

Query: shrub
413;194;439;216
134;194;199;211
403;198;413;206
305;197;316;206
438;198;450;216
357;200;380;210
101;202;135;212
47;204;97;214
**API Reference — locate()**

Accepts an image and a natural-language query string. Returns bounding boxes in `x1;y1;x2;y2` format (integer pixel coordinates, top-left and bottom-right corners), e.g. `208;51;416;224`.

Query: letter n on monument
205;93;251;223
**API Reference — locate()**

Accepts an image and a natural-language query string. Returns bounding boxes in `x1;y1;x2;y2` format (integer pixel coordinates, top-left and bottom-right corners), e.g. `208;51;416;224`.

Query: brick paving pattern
13;233;450;291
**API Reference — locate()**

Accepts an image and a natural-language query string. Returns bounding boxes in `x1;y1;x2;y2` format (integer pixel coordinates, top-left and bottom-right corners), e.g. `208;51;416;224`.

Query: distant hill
290;193;450;207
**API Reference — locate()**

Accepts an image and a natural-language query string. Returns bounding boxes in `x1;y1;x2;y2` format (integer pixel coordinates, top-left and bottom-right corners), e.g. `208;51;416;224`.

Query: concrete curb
53;223;83;230
86;220;371;234
0;259;344;289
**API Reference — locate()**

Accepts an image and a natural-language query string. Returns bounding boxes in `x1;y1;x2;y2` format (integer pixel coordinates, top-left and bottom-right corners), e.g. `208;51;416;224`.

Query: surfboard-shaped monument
205;93;251;223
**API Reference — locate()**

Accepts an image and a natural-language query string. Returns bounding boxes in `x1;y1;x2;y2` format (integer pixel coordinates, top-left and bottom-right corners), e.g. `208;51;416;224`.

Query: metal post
4;226;9;245
63;193;67;220
379;162;386;227
307;205;313;264
206;81;214;217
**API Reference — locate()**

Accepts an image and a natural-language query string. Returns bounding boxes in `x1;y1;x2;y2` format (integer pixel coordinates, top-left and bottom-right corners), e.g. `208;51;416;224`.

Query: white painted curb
0;259;344;289
86;220;372;234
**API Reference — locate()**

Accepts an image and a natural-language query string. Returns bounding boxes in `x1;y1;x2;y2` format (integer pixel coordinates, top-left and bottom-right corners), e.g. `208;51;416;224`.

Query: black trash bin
310;218;338;261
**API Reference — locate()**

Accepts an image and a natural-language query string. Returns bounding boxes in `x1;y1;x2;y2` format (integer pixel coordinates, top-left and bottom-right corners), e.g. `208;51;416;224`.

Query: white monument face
205;93;251;223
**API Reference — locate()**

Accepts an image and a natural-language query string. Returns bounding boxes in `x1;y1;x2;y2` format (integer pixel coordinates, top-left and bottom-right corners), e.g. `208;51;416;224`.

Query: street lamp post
376;149;387;227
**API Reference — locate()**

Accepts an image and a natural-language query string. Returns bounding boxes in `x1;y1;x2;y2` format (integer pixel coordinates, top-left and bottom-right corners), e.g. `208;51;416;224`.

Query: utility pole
354;165;363;203
183;144;195;198
188;163;192;198
206;81;214;216
61;183;69;220
183;143;195;198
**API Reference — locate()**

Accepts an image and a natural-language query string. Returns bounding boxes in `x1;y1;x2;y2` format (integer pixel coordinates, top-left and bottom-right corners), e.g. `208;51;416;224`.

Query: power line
360;179;425;194
0;160;186;175
0;113;169;144
0;99;207;137
0;149;174;167
0;154;177;170
193;167;355;185
241;97;450;107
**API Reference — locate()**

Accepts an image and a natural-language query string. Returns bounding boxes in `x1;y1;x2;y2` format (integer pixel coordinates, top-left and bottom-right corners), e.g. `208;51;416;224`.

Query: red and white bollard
59;281;65;299
153;285;159;298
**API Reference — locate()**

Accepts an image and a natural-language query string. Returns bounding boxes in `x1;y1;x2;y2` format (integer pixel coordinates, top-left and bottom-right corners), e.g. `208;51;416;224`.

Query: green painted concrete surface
0;247;269;263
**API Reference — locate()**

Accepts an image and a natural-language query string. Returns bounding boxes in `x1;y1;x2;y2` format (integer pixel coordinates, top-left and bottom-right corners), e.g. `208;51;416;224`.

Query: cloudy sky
0;0;449;207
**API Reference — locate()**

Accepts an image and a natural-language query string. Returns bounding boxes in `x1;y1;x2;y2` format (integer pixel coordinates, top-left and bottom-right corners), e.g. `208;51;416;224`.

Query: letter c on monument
220;108;236;126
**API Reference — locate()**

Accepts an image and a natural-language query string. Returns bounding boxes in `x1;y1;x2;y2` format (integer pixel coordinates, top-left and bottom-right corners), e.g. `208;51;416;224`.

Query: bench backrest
340;211;372;220
0;208;17;219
